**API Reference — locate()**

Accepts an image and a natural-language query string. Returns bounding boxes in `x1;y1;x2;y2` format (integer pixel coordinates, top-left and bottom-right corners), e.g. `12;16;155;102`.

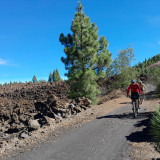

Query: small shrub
156;83;160;93
150;107;160;150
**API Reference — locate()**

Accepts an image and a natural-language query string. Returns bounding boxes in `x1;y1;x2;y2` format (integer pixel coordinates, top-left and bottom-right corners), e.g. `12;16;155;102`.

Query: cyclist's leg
131;93;135;110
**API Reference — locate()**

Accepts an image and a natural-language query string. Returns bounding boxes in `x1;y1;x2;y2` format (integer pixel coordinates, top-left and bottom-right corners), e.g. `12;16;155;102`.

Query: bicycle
139;94;144;105
131;96;139;118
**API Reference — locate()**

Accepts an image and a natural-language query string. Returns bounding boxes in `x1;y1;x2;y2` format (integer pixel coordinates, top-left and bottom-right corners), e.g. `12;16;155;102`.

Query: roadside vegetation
150;107;160;150
134;54;160;92
106;53;160;92
105;46;138;90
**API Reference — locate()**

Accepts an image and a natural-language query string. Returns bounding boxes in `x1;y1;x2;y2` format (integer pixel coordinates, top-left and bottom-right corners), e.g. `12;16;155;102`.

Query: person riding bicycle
127;80;141;108
138;80;146;99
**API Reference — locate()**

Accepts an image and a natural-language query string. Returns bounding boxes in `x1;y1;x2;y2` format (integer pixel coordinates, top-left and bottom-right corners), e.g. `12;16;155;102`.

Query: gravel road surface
8;104;150;160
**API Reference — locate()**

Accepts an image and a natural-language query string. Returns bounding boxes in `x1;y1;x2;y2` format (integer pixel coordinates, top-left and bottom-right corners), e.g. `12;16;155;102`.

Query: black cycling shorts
131;92;139;99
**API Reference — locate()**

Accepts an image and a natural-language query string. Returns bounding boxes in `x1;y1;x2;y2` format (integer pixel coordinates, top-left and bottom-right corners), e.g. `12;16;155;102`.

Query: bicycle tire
132;99;138;118
135;99;139;115
132;101;137;118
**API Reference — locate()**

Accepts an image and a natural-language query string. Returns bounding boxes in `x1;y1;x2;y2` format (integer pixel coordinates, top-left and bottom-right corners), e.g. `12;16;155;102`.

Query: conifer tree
59;2;111;104
53;69;61;82
48;72;53;83
56;69;61;81
32;75;38;83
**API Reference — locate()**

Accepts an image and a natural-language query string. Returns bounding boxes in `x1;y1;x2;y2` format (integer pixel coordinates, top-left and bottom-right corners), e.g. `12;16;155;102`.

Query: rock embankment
0;81;92;154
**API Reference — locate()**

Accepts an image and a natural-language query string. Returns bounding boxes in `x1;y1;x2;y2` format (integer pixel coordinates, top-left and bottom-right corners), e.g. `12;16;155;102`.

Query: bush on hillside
149;67;160;93
150;108;160;150
156;84;160;93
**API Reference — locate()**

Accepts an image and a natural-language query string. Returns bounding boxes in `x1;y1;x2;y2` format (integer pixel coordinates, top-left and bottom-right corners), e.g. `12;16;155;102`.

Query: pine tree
59;2;111;104
32;75;38;83
56;69;61;81
53;69;61;82
48;72;53;83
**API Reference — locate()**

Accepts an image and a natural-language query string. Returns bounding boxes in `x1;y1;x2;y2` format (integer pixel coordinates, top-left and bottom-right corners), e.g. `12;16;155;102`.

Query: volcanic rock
28;119;40;130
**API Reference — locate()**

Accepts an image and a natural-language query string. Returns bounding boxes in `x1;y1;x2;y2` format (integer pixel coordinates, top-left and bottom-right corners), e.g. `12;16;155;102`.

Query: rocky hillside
0;81;92;152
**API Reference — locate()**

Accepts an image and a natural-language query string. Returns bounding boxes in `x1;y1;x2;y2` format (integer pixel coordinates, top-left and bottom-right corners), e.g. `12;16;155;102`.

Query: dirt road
8;104;153;160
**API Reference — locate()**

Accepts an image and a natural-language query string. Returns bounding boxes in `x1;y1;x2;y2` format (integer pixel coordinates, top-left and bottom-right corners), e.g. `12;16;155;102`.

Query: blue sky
0;0;160;84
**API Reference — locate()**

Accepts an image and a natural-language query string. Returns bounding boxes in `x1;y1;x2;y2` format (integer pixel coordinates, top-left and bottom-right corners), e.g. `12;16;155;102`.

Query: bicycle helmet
131;80;135;83
138;80;142;83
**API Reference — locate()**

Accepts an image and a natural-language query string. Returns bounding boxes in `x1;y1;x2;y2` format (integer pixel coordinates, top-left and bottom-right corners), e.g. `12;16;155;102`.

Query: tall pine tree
53;69;61;82
59;2;111;104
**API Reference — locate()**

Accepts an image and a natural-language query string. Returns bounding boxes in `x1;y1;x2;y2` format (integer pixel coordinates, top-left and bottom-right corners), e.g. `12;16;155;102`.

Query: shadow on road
120;102;130;104
126;118;153;143
97;111;154;120
145;91;160;101
97;111;154;143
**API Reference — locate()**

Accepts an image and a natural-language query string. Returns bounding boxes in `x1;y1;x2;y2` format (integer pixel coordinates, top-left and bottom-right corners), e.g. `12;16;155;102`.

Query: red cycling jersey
127;83;141;96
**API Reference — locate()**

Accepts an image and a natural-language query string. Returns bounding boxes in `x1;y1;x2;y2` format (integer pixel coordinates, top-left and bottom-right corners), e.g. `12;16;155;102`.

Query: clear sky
0;0;160;84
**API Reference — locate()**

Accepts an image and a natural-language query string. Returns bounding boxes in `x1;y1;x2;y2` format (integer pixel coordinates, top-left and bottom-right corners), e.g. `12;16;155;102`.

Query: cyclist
127;80;141;108
138;80;146;99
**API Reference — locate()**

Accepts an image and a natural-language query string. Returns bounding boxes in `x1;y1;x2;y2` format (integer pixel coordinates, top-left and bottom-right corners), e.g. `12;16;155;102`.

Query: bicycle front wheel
133;101;138;118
